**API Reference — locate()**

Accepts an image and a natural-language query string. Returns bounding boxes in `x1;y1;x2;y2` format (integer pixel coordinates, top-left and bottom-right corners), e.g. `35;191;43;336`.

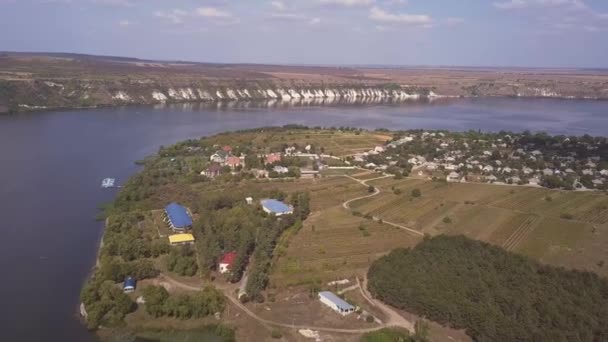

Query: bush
442;216;452;224
393;188;402;195
271;329;283;339
365;315;375;323
411;189;422;197
560;213;574;220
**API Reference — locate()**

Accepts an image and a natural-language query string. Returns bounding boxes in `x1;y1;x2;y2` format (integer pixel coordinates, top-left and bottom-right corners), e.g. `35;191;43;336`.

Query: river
0;97;607;341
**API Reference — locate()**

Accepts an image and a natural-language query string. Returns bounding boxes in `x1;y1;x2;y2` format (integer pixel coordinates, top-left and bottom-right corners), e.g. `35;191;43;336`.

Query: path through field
160;273;391;334
342;175;424;237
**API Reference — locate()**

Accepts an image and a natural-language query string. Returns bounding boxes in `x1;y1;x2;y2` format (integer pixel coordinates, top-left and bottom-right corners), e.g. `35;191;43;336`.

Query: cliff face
0;79;435;113
2;52;608;113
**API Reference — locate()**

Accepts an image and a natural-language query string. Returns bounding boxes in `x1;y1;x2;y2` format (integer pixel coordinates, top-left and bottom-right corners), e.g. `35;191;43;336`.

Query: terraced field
354;178;608;276
270;177;421;288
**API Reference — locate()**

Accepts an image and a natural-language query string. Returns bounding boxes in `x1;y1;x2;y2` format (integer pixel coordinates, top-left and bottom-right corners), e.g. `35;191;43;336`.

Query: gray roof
319;291;355;311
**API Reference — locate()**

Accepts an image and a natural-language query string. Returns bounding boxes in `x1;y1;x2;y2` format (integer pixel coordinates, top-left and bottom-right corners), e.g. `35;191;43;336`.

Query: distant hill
1;51;608;113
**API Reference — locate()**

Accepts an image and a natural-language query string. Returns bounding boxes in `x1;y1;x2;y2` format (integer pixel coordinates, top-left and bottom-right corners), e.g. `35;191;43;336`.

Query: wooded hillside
367;235;608;341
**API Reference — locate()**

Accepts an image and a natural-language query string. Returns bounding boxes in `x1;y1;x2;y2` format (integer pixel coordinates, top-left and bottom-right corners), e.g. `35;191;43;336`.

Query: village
351;131;608;191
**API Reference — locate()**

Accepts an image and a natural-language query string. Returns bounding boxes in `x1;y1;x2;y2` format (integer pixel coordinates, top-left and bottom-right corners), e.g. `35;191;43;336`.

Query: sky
1;0;608;68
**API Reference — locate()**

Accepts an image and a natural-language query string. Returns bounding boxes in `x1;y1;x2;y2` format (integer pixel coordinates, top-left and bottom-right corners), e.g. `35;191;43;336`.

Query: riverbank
3;52;608;114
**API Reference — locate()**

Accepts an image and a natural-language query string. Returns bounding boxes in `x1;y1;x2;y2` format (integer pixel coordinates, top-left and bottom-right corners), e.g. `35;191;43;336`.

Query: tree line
368;235;608;342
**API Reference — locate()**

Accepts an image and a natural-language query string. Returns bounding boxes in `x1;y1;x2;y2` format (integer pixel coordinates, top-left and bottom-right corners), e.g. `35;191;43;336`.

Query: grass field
208;130;389;157
270;177;421;288
352;178;608;277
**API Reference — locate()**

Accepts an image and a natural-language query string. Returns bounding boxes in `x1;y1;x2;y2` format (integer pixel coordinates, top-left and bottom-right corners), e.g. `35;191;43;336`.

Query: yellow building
168;233;195;246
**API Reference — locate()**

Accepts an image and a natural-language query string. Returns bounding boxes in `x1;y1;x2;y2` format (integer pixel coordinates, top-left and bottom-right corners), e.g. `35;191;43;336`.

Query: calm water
0;97;607;341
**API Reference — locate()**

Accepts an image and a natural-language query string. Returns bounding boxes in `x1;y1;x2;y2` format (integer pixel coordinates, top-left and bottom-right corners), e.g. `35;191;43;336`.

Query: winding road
342;174;424;237
156;172;423;336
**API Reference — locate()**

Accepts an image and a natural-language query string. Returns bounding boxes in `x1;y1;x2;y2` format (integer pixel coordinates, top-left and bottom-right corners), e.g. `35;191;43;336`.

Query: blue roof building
260;199;293;216
164;202;193;231
318;291;355;316
123;277;136;293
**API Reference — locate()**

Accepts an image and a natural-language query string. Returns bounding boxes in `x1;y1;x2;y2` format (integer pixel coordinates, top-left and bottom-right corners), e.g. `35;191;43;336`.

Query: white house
374;146;385;153
600;169;608;176
273;165;289;174
318;291;355;316
447;172;462;183
542;168;554;176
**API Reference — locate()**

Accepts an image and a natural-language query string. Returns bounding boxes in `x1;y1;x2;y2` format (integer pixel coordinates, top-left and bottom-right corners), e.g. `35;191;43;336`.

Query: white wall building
318;291;355;316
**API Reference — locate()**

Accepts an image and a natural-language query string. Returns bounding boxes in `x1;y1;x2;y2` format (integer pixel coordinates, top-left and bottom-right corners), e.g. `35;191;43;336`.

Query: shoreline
5;94;608;116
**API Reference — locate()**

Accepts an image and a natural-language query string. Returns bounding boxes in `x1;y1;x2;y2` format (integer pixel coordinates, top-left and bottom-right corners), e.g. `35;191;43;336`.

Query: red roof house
219;252;237;274
225;156;243;169
222;145;233;153
265;153;282;165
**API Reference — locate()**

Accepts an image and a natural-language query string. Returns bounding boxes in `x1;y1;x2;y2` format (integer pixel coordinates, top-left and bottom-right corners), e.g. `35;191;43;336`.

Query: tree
368;185;376;193
142;286;169;317
411;188;422;197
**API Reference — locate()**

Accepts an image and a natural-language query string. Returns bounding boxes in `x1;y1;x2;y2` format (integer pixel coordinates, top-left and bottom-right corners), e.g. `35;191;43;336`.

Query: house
219;252;237;274
164;203;193;231
261;199;294;216
482;165;494;173
318;291;355;316
210;150;229;164
168;233;195;246
374;146;385;153
266;153;282;165
502;167;513;173
600;170;608;176
523;167;534;175
447;172;461;183
123;277;136;293
202;163;222;178
225;156;243;169
273;165;289;174
245;197;253;205
542;168;554;176
509;176;521;184
222;145;232;153
486;175;498;182
582;169;594;176
593;179;604;186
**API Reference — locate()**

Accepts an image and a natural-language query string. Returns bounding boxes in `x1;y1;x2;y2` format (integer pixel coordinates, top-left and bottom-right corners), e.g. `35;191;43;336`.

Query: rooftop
165;203;193;228
319;291;355;311
261;199;292;214
168;233;195;244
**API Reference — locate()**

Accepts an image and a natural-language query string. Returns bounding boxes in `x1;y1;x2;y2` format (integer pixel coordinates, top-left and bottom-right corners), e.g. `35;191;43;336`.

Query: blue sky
1;0;607;67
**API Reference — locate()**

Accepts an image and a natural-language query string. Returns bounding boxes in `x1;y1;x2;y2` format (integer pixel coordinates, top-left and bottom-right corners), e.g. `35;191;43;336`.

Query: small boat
101;178;115;188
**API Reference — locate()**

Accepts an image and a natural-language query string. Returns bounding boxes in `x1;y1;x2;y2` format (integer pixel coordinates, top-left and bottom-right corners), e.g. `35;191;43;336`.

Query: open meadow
348;178;608;277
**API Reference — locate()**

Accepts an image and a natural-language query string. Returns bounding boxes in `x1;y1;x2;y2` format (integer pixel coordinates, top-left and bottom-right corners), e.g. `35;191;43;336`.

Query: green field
270;177;421;287
349;178;608;276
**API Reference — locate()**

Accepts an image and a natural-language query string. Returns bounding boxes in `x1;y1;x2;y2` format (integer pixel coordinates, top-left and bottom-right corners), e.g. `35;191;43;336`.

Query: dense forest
368;235;608;342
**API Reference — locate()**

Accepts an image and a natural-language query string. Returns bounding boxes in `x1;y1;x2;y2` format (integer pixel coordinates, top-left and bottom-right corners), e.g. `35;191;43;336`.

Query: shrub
560;213;574;220
442;216;452;224
271;329;283;339
411;189;422;197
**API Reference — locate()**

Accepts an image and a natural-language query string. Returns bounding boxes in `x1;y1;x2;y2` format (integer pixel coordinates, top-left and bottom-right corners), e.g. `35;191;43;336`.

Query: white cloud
309;17;321;25
369;6;432;26
196;7;232;18
494;0;586;10
154;9;188;24
270;0;286;11
319;0;374;7
118;19;131;27
92;0;133;7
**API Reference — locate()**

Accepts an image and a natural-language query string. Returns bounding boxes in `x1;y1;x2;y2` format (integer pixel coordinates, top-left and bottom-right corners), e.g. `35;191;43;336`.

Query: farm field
270;177;421;288
351;178;608;277
208;129;389;157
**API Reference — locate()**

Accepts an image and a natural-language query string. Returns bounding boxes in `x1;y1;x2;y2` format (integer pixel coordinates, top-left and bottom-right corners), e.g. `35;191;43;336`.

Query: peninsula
84;126;608;342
